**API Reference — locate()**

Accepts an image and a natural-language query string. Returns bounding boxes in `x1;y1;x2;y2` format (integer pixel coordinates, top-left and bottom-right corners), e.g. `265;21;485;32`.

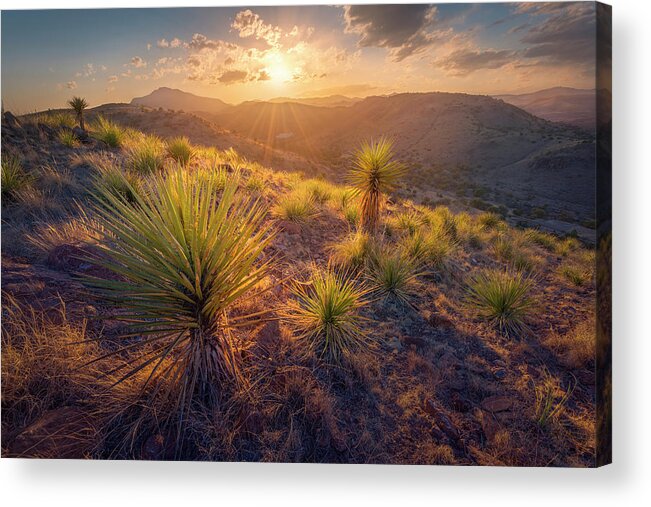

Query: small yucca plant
58;129;79;148
166;136;194;165
348;137;406;235
391;210;423;236
477;212;502;230
560;265;587;286
85;169;275;413
285;266;369;363
1;155;32;203
301;179;334;204
127;135;165;174
68;96;88;130
369;249;419;305
466;270;535;337
272;191;317;224
92;115;124;148
331;231;372;270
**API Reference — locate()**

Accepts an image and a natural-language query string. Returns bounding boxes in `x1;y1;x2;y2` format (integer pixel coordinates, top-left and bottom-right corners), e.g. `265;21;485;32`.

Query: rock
480;395;513;413
9;406;96;458
72;126;89;141
426;312;454;329
386;336;403;352
279;220;301;235
450;392;471;413
492;368;507;380
479;410;500;442
402;334;426;349
422;398;460;442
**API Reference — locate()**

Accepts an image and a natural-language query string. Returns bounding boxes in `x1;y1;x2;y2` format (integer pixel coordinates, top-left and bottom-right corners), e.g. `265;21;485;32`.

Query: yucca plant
348;137;406;235
285;266;369;363
68;96;88;130
272;190;317;224
58;129;79;148
477;212;502;230
533;370;574;428
93;163;142;204
92;115;124;148
466;270;535;337
369;249;419;305
166;136;194;166
85;169;275;414
127;135;165;174
1;155;32;203
331;231;372;270
405;228;453;268
391;210;424;236
560;265;587;286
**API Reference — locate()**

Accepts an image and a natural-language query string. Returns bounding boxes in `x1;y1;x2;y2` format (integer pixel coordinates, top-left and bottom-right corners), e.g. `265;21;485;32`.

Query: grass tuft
92;116;125;148
166;136;194;165
272;190;318;224
58;129;79;148
126;134;165;174
369;248;419;305
331;231;372;270
2;155;32;203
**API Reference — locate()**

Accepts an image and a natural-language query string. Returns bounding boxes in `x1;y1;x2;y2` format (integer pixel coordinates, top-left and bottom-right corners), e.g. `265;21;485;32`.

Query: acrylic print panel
0;2;611;466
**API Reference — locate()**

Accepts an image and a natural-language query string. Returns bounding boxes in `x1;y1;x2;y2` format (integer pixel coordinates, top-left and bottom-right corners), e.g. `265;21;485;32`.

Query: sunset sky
1;3;598;112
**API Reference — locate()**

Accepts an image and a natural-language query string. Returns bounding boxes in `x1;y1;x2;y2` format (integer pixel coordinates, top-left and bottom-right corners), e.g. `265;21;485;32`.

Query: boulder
72;126;89;141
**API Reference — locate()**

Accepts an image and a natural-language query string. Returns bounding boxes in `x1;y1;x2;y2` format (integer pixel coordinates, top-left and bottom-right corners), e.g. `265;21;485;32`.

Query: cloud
157;38;169;48
107;75;118;83
518;2;596;65
130;56;147;68
435;48;517;76
217;70;249;84
66;81;78;89
170;38;183;48
231;9;282;47
343;4;438;61
188;33;235;51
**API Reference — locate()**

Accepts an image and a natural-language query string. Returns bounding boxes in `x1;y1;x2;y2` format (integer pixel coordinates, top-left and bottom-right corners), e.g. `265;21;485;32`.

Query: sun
265;53;293;84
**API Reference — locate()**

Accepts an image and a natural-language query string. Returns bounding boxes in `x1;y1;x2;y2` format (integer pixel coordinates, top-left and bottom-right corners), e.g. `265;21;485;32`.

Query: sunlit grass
1;155;32;203
92;116;125;148
272;190;318;223
126;134;165;174
166;136;194;166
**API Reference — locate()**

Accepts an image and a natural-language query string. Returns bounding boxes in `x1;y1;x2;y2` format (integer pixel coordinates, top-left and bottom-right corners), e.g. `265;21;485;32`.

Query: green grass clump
525;230;558;252
331;231;372;270
341;202;361;228
58;129;79;148
127;135;165;174
391;210;424;236
94;163;142;204
555;237;581;257
492;235;514;262
370;249;419;305
403;229;452;269
466;270;535;337
1;155;32;203
301;179;334;204
92;116;125;148
272;191;317;224
477;212;502;230
534;370;574;428
86;169;275;412
244;173;266;194
560;265;588;286
166;136;194;165
285;266;369;363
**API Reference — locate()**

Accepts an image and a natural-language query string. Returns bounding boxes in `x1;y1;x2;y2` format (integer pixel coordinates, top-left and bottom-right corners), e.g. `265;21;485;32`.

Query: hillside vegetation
1;108;597;465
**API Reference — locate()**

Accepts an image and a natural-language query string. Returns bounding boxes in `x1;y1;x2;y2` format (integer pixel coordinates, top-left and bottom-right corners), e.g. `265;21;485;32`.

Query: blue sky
1;3;598;112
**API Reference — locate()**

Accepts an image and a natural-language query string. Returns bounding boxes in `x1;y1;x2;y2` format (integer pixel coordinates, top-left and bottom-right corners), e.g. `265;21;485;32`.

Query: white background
1;0;649;505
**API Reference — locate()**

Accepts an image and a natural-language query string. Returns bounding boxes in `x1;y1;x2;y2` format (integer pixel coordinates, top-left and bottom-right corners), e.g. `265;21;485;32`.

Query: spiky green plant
58;129;79;148
560;265;587;286
331;231;372;270
525;229;557;252
1;155;32;203
466;270;535;337
67;96;88;130
301;179;334;204
477;212;502;230
405;228;453;268
166;136;194;165
369;249;419;305
348;137;406;235
534;370;574;428
85;169;275;413
127;135;165;174
391;210;423;236
92;115;124;148
244;173;266;194
285;266;369;363
341;202;361;228
272;190;317;223
93;163;142;204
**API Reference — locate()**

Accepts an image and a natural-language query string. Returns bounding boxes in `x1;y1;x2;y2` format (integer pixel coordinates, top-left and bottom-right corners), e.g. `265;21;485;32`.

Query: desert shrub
492;235;514;262
92;116;124;148
403;229;452;268
560;265;588;286
272;190;317;223
52;111;76;128
333;186;356;210
331;231;372;270
525;229;557;252
466;270;535;337
369;249;419;305
1;155;32;203
86;169;275;413
556;237;581;257
341;202;361;228
166;136;194;165
348;137;406;234
477;211;502;230
431;206;458;240
58;129;79;148
300;179;334;204
93;162;142;204
391;210;424;236
244;173;266;194
284;266;369;363
533;370;574;428
126;135;165;174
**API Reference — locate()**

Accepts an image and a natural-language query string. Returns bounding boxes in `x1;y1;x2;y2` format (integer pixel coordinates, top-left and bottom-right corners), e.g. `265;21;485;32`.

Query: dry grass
544;315;595;368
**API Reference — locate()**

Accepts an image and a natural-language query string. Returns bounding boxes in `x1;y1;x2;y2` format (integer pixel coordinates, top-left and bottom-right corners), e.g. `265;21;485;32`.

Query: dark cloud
435;48;516;76
519;2;596;65
216;70;249;84
343;4;438;61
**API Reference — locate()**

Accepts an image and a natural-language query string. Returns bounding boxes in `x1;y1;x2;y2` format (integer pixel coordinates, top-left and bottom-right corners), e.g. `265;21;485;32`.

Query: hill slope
131;87;231;114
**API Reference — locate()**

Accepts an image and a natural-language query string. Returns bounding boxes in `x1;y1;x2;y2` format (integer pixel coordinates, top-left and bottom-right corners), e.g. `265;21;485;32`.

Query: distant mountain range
131;87;231;114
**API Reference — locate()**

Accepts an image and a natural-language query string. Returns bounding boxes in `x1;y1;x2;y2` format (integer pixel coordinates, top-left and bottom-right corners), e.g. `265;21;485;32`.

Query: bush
525;229;557;252
1;155;32;203
86;169;274;411
272;191;317;223
244;173;266;194
391;210;423;236
166;136;194;165
369;249;419;305
300;179;335;204
94;162;142;204
126;135;165;174
92;116;124;148
58;129;79;147
466;270;535;337
560;265;588;286
285;267;369;363
477;212;502;230
331;231;372;270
